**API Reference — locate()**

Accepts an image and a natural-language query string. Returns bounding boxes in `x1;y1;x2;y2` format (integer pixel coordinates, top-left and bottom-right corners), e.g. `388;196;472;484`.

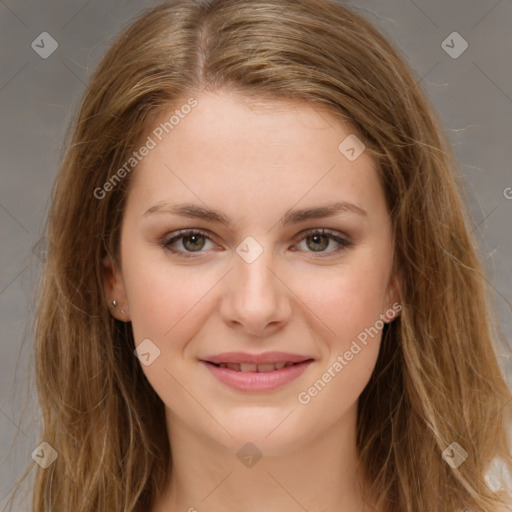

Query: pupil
308;234;328;251
184;234;204;251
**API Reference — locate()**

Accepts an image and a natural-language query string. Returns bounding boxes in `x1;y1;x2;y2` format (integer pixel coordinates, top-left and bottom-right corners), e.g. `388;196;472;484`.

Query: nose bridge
222;236;290;333
234;240;279;305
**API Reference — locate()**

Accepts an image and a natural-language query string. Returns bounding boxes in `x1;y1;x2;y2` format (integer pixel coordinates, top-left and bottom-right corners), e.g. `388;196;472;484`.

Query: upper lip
201;351;313;365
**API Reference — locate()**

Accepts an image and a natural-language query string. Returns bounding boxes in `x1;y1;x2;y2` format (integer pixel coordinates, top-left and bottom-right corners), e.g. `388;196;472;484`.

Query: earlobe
110;299;128;318
102;253;130;322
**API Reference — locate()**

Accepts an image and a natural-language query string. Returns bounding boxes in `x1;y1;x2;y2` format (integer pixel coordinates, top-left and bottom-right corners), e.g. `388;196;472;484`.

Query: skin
103;90;400;512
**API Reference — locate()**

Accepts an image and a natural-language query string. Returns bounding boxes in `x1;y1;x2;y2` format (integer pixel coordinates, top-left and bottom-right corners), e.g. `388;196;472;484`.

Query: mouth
199;352;314;392
205;361;311;372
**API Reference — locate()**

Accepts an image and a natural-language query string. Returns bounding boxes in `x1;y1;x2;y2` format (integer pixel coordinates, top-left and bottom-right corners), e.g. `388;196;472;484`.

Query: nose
219;247;292;337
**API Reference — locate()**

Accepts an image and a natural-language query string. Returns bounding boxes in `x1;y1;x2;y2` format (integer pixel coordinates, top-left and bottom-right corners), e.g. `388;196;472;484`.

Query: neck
152;403;377;512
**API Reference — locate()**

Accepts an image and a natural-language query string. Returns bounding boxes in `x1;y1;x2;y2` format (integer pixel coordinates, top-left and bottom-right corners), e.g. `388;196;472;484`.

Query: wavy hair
7;0;512;511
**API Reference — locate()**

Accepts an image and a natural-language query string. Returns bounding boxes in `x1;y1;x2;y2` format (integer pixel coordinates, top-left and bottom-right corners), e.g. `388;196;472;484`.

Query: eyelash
160;228;353;259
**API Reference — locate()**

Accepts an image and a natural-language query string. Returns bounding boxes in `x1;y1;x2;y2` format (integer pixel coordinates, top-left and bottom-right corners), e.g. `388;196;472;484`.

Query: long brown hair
7;0;512;510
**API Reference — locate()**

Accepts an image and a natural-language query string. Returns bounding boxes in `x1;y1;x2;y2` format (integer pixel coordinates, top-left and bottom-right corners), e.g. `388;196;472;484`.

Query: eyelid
290;228;353;257
160;228;217;258
160;227;352;258
290;227;350;245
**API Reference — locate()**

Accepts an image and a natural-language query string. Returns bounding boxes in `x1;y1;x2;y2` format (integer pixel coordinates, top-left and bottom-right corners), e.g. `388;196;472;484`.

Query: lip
199;352;314;392
201;351;312;365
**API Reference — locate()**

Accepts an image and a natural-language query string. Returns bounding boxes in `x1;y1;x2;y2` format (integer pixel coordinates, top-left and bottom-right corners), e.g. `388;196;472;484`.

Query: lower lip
201;360;313;392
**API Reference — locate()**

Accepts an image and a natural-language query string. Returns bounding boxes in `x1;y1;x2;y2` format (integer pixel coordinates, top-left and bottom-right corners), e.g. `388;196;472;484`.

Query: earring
110;299;127;318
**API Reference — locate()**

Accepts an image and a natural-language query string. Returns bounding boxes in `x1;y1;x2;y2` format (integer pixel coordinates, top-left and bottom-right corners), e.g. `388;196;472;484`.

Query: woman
10;0;512;510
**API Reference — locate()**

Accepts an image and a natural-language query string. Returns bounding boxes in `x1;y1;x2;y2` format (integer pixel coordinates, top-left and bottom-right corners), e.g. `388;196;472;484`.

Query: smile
200;353;314;392
209;361;302;372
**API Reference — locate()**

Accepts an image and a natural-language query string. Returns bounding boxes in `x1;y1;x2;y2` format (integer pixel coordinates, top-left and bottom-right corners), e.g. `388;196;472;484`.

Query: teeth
257;363;276;373
216;361;298;372
240;363;257;372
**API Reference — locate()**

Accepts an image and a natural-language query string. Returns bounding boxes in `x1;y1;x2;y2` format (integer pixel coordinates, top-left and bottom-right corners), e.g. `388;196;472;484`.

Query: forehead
126;91;384;222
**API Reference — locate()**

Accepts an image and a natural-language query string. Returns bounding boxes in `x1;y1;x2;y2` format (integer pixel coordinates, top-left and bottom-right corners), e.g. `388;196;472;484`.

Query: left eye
161;228;352;258
293;229;352;255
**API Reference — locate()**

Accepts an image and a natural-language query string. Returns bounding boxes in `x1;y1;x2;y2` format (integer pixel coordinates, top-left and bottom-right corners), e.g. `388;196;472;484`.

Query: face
104;90;400;456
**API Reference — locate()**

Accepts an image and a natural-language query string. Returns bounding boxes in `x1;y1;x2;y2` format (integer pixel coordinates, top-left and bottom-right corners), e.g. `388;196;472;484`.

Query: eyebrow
143;200;367;227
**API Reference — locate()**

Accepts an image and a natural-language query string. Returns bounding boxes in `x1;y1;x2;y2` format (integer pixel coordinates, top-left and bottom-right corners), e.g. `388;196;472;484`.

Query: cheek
288;251;390;395
125;263;217;344
120;229;220;340
293;268;386;420
290;257;390;342
122;254;220;409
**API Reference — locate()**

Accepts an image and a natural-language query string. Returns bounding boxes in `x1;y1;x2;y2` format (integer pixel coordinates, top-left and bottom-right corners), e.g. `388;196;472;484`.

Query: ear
102;253;131;322
383;268;402;324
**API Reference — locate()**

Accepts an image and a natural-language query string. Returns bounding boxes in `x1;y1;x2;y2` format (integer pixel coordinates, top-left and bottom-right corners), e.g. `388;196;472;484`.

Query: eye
161;228;352;259
292;229;352;257
161;229;217;258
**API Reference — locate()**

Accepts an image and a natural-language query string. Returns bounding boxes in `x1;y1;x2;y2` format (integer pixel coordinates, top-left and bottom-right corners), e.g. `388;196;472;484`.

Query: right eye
161;229;218;258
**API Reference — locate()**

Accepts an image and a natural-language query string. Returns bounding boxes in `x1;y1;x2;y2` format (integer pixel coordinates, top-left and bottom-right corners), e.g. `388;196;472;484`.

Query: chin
206;411;310;458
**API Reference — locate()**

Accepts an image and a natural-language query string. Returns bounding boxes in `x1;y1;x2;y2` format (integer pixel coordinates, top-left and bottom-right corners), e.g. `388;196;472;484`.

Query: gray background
1;0;511;508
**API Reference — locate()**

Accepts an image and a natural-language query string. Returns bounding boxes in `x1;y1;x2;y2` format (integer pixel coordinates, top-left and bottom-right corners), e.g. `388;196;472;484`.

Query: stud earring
111;299;127;316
